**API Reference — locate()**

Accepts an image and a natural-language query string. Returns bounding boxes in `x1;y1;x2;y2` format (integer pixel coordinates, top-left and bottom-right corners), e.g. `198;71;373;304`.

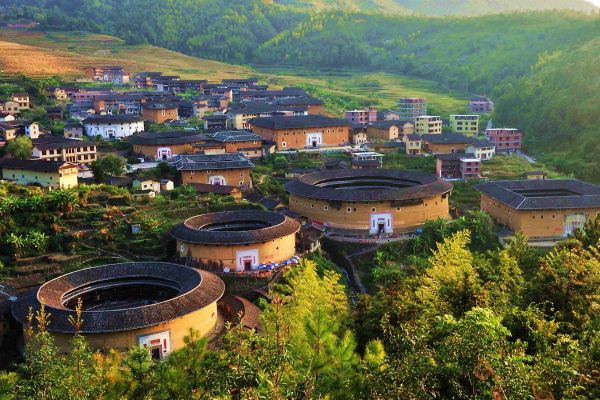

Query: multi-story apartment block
485;128;522;153
344;107;377;125
415;115;443;134
469;97;494;113
32;136;97;165
450;115;479;137
398;97;427;123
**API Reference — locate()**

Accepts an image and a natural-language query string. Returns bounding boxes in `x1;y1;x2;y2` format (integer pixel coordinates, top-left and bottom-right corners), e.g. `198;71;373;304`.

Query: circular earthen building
170;210;301;273
285;169;452;234
12;262;224;358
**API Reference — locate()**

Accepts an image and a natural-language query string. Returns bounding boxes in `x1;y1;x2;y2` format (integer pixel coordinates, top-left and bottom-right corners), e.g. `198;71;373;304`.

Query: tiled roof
436;152;477;161
209;130;263;143
228;102;307;115
83;115;143;124
0;158;73;172
173;153;254;171
369;120;410;129
170;210;300;245
286;169;452;202
189;183;240;195
250;115;350;130
203;114;228;121
31;135;96;150
12;262;225;334
128;131;208;145
421;133;476;145
143;102;179;110
272;97;324;106
475;179;600;210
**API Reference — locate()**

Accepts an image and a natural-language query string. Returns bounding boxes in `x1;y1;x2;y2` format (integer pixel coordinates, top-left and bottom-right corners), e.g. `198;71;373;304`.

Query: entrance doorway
306;133;323;148
244;260;252;271
150;346;162;360
370;212;393;235
236;249;259;272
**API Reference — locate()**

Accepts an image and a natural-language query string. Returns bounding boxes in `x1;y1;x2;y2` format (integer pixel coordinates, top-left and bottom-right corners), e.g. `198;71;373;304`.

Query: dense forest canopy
2;1;600;179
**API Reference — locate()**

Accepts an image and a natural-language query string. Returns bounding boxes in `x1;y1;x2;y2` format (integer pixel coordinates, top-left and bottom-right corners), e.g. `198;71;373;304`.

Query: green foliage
90;154;126;182
5;136;33;159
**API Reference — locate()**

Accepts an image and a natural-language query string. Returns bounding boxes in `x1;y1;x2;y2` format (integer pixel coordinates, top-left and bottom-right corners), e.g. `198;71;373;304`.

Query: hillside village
1;31;600;396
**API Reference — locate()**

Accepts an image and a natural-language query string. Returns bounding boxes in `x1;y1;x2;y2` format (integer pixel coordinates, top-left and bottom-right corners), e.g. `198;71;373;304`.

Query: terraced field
0;29;466;115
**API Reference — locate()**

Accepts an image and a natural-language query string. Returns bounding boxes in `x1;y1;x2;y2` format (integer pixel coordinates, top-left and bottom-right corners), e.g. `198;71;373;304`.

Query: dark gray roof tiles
128;131;208;145
12;262;225;334
209;131;263;143
285;169;453;202
0;158;73;172
170;210;300;245
173;153;254;171
83;115;143;124
475;179;600;210
250;115;350;130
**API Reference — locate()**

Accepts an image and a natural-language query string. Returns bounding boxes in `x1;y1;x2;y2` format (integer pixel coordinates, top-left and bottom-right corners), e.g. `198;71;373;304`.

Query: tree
90;155;126;182
5;136;32;159
417;230;485;318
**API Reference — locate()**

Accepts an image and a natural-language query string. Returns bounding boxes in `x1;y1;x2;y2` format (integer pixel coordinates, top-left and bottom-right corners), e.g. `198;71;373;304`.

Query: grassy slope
0;30;466;115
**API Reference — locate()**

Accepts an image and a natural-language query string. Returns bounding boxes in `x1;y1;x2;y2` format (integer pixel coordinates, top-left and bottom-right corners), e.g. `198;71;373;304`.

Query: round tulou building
285;169;452;235
12;262;224;358
170;210;301;273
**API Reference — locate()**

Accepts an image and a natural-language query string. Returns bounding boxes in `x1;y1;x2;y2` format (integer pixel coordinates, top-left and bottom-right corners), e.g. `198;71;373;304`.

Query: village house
93;93;146;115
0;122;18;140
64;122;84;139
250;115;350;151
415;115;443;134
0;158;78;189
173;153;254;189
476;179;600;239
435;153;481;180
403;134;423;155
11;93;30;111
378;109;401;121
372;141;405;154
465;139;496;161
344;107;377;125
271;97;324;115
449;115;479;137
0;113;15;122
238;87;307;102
367;120;414;141
525;171;548;180
142;102;179;124
203;114;229;131
84;66;130;84
485;128;522;153
208;131;264;159
421;133;477;154
83;115;144;139
71;89;113;111
353;132;368;146
45;106;64;121
3;100;21;115
398;97;428;123
31;136;97;165
469;97;494;113
133;179;162;193
351;152;383;169
129;131;209;160
227;102;308;130
190;183;242;199
46;87;69;101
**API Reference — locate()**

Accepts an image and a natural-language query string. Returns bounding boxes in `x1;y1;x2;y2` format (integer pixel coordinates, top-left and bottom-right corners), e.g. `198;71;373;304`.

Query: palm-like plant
5;233;26;259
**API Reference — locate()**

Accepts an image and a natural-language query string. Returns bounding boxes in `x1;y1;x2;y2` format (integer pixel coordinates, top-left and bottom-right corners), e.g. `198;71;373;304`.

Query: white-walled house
466;140;496;161
83;115;144;139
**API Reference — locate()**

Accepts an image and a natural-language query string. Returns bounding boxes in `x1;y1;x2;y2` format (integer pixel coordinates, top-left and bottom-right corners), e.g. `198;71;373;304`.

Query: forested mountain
275;0;597;15
3;0;600;178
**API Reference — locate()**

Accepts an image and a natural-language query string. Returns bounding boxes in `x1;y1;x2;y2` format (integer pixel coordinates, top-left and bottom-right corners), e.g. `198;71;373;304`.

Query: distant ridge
274;0;597;15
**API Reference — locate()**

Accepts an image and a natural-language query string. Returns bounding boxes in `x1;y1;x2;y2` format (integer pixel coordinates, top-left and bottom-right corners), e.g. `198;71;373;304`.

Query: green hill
275;0;597;15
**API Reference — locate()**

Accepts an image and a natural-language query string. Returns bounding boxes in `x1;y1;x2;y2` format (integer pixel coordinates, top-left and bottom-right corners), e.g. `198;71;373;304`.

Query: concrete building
250;115;350;151
476;179;600;239
285;169;452;235
398;97;427;123
84;66;130;84
32;136;97;165
436;153;481;180
450;115;479;137
64;122;84;139
83;115;144;139
142;102;179;124
203;114;229;131
0;159;78;189
353;132;368;146
351;152;383;169
173;153;254;189
12;262;224;356
171;210;300;273
403;134;424;155
469;97;494;113
227;103;308;130
10;93;30;111
344;107;377;125
466;139;496;161
415;116;443;135
485;128;522;153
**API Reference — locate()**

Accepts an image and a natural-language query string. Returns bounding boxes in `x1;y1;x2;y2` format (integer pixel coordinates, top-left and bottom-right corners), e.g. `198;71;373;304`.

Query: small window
371;207;376;212
347;207;352;213
324;205;328;211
